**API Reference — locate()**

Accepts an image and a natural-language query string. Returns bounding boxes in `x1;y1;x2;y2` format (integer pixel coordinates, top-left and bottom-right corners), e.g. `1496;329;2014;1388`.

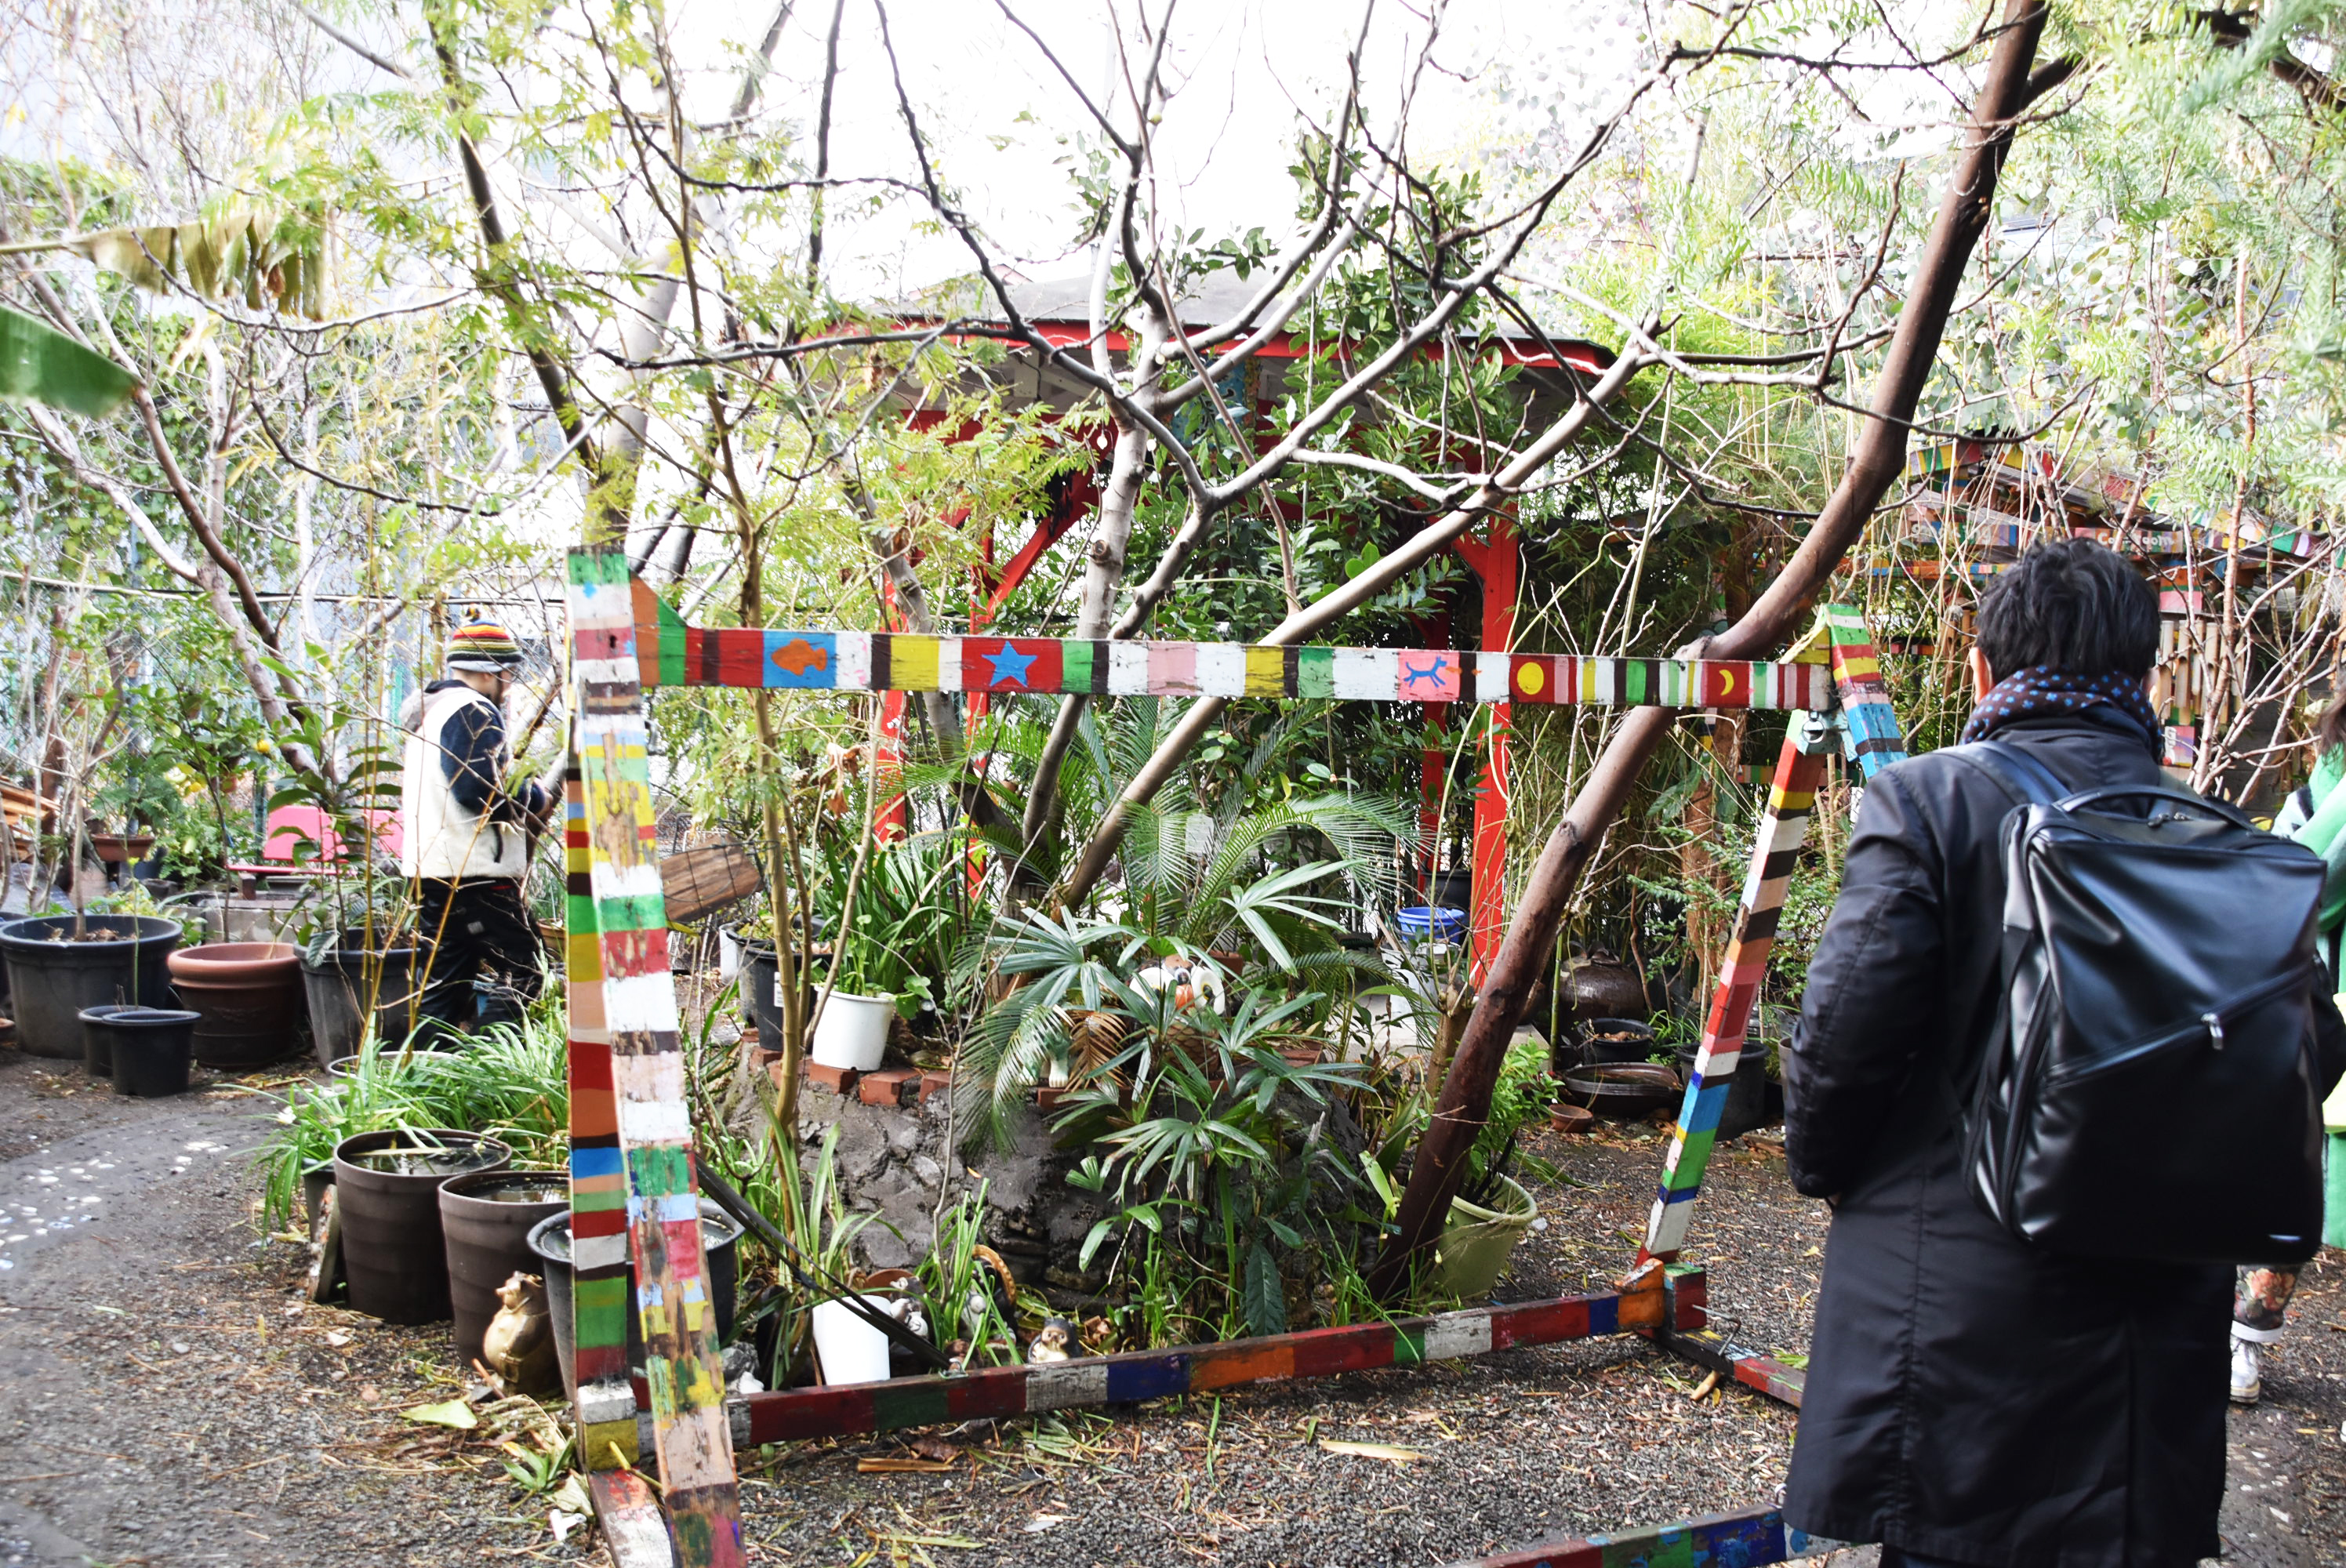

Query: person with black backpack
1780;537;2346;1568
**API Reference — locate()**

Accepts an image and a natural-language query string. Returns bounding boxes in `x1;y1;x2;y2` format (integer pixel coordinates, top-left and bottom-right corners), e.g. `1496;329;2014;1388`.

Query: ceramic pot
333;1130;510;1325
167;942;306;1069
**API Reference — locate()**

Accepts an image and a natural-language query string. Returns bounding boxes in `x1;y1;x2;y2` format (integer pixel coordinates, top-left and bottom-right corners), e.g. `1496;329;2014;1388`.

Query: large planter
1433;1175;1537;1299
0;915;182;1060
811;991;894;1072
167;942;307;1069
300;931;421;1068
333;1130;510;1325
439;1169;571;1381
528;1204;743;1402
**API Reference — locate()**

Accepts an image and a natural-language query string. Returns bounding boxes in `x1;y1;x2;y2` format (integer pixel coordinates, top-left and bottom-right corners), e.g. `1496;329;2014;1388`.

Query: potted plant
291;875;420;1065
811;926;925;1073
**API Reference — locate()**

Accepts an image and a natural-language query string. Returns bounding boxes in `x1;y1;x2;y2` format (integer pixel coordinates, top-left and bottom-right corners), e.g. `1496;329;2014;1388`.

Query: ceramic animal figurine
1133;956;1226;1016
481;1271;557;1395
1026;1316;1077;1364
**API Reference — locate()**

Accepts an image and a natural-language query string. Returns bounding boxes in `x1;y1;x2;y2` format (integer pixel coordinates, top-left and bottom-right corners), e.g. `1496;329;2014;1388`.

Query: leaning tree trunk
1366;0;2072;1299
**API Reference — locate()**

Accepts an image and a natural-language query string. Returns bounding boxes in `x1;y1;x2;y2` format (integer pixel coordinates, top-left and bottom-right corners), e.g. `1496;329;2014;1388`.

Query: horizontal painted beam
734;1287;1659;1445
617;620;1833;716
1444;1505;1845;1568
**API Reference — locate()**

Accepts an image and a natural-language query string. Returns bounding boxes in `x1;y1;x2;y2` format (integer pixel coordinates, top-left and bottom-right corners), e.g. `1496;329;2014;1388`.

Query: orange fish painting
772;638;830;677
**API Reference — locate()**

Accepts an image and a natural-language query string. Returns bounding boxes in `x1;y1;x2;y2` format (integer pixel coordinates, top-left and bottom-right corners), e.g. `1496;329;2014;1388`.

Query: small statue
1026;1316;1077;1364
481;1271;557;1396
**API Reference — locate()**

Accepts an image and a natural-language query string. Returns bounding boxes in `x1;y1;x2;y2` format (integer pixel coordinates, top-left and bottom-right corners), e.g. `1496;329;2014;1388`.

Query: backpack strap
1949;739;2072;809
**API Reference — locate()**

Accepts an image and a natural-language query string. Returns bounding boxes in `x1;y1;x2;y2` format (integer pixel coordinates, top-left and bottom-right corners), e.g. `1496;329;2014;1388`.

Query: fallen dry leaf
858;1457;958;1473
1318;1439;1428;1464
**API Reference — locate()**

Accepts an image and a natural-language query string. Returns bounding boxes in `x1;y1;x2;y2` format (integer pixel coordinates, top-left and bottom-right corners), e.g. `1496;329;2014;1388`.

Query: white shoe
2229;1334;2261;1404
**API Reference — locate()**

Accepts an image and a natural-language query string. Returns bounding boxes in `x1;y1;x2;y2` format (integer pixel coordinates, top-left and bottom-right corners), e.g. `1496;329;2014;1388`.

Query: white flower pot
810;989;893;1072
812;1295;894;1385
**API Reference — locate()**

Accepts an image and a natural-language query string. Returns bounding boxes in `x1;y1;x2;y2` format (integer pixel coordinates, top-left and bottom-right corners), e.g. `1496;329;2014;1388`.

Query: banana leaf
0;305;136;417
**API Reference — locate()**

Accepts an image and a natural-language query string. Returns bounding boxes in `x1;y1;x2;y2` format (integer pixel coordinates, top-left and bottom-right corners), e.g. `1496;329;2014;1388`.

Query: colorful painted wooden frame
565;565;1905;1563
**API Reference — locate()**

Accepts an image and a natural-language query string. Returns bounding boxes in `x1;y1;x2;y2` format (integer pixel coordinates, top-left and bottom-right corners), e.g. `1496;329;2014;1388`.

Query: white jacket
400;683;532;880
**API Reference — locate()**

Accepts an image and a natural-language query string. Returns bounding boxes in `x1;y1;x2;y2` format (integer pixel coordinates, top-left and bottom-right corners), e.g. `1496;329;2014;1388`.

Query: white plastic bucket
809;990;893;1072
812;1295;893;1385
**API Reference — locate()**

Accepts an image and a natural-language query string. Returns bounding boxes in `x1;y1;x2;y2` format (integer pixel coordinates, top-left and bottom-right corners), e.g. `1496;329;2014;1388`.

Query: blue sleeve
438;700;507;813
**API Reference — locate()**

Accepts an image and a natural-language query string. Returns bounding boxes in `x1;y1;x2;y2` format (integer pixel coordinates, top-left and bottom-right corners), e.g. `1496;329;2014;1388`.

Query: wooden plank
625;615;1839;712
568;547;743;1568
1440;1504;1844;1568
736;1290;1631;1444
587;1470;677;1568
657;840;761;924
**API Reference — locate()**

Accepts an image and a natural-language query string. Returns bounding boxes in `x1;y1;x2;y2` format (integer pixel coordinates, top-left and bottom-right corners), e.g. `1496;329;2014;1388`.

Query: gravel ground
2;1045;2340;1567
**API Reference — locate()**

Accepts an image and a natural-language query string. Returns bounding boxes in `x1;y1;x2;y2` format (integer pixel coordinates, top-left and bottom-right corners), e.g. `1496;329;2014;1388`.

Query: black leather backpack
1957;742;2330;1265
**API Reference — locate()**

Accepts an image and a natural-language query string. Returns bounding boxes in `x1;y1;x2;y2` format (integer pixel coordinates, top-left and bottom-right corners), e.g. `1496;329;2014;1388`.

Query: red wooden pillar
1451;514;1518;984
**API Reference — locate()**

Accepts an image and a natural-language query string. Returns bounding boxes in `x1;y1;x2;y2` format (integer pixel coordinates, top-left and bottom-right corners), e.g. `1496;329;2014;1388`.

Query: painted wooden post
1451;516;1519;982
1631;606;1908;1272
567;548;743;1566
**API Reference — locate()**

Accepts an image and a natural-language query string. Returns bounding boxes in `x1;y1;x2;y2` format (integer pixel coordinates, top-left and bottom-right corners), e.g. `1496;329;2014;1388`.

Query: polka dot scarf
1958;665;2163;756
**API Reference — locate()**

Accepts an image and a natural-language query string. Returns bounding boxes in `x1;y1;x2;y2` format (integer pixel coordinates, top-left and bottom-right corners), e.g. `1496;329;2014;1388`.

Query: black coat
1781;709;2346;1567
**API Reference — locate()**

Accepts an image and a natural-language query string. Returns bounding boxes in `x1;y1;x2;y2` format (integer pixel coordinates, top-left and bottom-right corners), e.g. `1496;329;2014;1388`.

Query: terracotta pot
166;942;307;1069
88;833;156;866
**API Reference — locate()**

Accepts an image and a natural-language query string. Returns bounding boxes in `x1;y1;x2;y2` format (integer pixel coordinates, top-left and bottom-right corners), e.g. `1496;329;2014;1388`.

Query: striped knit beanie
447;620;525;672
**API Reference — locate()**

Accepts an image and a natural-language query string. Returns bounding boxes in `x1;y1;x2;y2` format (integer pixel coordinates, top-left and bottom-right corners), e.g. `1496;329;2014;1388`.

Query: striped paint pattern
1631;605;1908;1268
562;759;639;1472
620;593;1836;712
734;1289;1658;1446
568;550;743;1567
1443;1505;1841;1568
1820;604;1909;779
1637;740;1826;1265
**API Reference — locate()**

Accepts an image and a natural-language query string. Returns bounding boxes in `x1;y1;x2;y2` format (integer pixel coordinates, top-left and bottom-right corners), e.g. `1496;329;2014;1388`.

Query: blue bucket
1395;906;1468;942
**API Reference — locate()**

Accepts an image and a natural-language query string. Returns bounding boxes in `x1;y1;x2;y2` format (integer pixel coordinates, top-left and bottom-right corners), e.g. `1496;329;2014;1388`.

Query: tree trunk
1367;0;2062;1301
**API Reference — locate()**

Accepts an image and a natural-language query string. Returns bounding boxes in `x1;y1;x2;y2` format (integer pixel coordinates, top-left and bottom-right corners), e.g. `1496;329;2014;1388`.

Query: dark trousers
414;877;544;1036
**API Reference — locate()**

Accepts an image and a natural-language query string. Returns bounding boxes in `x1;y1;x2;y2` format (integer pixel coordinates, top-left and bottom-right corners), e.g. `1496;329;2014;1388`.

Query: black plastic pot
528;1204;743;1403
0;916;183;1061
300;931;421;1068
79;1004;198;1096
1673;1044;1774;1142
439;1169;571;1379
1582;1017;1659;1065
333;1130;510;1324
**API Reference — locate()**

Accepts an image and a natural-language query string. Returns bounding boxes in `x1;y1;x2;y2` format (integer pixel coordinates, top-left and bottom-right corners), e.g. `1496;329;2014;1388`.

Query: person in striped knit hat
398;619;556;1036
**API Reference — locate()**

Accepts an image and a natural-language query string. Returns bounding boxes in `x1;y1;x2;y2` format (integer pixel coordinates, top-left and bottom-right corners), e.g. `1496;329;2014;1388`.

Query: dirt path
1;1049;2337;1566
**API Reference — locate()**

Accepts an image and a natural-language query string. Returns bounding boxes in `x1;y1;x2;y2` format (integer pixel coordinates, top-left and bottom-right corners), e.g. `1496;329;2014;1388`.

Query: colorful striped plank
1444;1505;1843;1568
586;1471;677;1568
568;549;743;1567
619;590;1836;711
564;759;640;1472
732;1290;1640;1445
1636;738;1825;1268
1632;605;1910;1279
1819;604;1909;779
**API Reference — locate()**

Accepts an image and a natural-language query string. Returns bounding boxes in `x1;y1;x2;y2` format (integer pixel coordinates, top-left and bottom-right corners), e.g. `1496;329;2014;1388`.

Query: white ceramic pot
810;989;893;1072
812;1295;894;1385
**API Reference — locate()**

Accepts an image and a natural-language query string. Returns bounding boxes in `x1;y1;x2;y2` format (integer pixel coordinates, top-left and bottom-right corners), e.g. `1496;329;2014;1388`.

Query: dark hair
1975;536;2159;680
2315;694;2346;757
